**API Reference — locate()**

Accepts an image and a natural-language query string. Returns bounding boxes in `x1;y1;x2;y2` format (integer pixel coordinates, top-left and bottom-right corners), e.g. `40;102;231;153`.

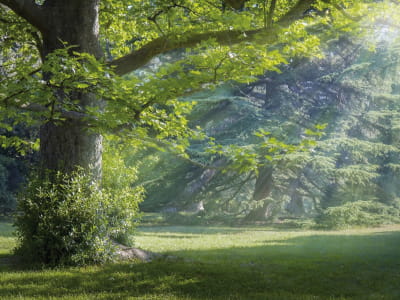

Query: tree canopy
1;0;390;165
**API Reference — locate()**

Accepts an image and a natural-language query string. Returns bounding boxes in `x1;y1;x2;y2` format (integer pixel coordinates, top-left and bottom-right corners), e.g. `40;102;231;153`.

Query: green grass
1;222;400;299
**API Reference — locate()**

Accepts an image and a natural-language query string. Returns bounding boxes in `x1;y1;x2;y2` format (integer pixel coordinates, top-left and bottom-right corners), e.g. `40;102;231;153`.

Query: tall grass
1;222;399;299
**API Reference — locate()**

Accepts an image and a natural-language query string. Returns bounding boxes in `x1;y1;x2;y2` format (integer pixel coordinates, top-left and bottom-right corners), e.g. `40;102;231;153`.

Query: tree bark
38;0;103;179
244;166;274;221
39;120;102;179
252;166;273;201
286;194;305;216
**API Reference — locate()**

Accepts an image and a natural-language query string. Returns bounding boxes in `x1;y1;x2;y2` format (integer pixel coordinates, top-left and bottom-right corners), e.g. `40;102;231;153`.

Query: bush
105;184;143;247
317;200;400;229
102;140;144;246
14;170;141;266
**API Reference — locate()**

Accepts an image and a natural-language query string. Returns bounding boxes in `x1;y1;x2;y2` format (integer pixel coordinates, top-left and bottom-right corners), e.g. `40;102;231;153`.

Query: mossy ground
1;221;400;299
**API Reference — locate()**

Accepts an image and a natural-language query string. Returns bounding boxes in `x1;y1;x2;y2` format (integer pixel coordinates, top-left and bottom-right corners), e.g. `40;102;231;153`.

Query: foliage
317;200;400;229
135;27;400;223
14;169;141;266
0;148;31;216
208;124;323;174
1;0;389;151
102;137;144;246
0;155;16;215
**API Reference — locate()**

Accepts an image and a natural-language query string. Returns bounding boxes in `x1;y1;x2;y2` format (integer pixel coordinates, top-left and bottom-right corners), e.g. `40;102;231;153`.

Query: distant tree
135;29;400;223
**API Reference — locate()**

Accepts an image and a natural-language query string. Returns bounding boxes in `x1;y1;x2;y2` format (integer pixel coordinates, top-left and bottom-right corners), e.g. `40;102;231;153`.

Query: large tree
0;0;372;180
1;0;394;264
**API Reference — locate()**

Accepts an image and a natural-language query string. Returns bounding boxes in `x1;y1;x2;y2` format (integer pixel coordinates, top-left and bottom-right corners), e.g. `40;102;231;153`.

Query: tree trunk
252;166;273;201
39;120;102;179
39;0;103;179
285;180;305;216
244;166;274;221
286;194;305;216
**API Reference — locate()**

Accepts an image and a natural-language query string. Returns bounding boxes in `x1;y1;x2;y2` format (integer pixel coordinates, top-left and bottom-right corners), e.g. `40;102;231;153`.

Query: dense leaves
1;0;381;151
15;168;142;266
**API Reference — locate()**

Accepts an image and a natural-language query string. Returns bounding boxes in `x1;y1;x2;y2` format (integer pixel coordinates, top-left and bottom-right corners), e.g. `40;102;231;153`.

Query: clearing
1;221;399;299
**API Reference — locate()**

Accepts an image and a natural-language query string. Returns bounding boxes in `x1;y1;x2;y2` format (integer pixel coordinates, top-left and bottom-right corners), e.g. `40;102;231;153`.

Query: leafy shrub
104;184;143;247
317;200;400;229
14;169;141;266
102;139;144;246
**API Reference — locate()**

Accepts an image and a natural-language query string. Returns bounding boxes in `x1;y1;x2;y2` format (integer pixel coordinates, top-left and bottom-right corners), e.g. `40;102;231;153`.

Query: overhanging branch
5;100;90;121
110;29;262;76
110;0;317;76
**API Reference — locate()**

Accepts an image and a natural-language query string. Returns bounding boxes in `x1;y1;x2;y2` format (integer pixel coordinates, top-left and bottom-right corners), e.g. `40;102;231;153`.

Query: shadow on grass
138;225;287;235
0;253;22;273
1;231;400;299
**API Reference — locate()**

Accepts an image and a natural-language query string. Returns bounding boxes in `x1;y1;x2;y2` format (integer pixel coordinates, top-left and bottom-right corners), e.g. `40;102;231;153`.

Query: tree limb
110;0;317;75
0;0;47;32
330;3;361;22
221;171;255;207
110;29;262;76
5;100;90;121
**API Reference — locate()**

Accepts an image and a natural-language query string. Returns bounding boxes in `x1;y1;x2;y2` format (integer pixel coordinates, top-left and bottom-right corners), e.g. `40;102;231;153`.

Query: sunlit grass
1;221;400;299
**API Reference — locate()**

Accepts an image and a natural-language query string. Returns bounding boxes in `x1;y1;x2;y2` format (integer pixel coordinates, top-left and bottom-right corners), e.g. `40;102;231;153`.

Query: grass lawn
0;221;400;299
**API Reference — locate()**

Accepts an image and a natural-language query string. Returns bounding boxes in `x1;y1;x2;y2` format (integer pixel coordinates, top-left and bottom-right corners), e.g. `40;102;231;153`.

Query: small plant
14;169;141;266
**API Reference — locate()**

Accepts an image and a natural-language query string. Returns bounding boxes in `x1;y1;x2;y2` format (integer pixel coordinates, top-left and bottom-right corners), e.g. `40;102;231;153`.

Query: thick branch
111;29;261;76
0;0;47;32
110;0;317;75
6;101;90;120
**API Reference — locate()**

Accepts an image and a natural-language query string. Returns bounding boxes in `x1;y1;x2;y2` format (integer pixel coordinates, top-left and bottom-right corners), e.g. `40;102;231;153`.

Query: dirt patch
114;244;161;262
